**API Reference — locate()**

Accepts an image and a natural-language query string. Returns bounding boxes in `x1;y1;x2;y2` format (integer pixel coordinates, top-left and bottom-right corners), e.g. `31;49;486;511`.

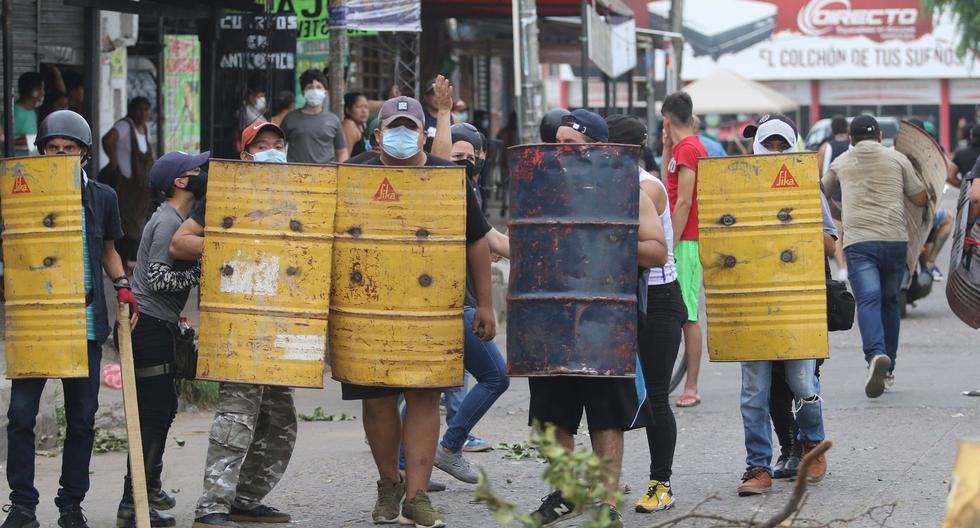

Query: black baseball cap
606;114;648;146
850;115;880;136
560;109;609;143
150;151;210;192
451;123;483;152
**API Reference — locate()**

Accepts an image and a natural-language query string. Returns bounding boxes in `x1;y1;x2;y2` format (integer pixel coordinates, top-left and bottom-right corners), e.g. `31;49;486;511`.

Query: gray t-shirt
281;108;346;164
132;203;194;323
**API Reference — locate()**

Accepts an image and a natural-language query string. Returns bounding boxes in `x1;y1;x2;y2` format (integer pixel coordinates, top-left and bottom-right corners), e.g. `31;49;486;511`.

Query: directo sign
796;0;921;40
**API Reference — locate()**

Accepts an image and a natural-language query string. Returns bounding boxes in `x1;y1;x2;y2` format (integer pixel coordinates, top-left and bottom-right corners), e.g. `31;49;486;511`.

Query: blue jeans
741;360;824;473
7;341;102;509
443;372;470;424
441;306;510;452
844;241;907;369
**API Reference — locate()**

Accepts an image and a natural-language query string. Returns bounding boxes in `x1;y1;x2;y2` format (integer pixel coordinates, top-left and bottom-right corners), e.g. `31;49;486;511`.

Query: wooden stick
116;303;150;528
759;439;833;528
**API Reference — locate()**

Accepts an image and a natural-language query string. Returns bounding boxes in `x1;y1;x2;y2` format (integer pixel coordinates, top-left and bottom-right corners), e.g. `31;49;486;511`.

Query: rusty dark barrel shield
507;143;641;377
946;178;980;329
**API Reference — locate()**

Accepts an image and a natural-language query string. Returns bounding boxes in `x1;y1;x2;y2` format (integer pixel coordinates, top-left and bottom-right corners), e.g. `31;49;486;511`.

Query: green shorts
674;240;702;322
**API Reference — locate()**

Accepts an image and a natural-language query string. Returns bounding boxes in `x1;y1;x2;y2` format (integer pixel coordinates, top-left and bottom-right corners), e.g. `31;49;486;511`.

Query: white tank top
639;169;677;285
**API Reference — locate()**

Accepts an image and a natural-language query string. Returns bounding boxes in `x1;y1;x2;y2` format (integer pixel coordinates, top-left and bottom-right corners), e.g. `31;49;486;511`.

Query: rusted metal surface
506;143;640;377
329;164;466;388
198;160;336;388
946;177;980;329
0;155;88;379
698;153;829;362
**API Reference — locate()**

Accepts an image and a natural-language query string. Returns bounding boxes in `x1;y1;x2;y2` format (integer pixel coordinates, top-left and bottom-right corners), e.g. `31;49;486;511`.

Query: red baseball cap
241;120;284;151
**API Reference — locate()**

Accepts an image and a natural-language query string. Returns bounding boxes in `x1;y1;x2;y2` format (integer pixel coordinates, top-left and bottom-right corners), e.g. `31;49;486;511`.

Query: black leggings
638;282;688;482
123;315;178;496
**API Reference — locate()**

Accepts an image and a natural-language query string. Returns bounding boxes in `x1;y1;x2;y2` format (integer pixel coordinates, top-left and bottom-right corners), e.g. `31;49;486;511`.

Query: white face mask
254;96;267;112
303;89;327;108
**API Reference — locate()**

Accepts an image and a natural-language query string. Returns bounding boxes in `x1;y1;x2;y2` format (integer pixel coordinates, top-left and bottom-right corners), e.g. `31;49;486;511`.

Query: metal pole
329;4;347;117
627;68;633;115
518;0;543;144
156;17;165;156
645;41;656;140
2;0;13;158
84;7;100;168
580;0;588;109
668;0;684;86
511;0;522;140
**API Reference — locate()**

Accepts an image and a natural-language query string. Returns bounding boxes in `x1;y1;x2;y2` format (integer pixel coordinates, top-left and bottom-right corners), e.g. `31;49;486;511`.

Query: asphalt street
5;194;979;528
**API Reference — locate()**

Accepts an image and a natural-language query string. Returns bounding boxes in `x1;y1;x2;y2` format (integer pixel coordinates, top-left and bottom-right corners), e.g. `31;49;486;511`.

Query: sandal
675;393;701;407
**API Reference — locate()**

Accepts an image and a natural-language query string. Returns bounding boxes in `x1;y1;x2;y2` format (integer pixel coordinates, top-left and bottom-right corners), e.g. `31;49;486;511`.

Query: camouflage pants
194;383;297;516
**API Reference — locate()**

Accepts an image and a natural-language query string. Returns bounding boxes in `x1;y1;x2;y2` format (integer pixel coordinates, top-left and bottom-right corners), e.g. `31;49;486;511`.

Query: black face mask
454;159;479;178
185;172;208;199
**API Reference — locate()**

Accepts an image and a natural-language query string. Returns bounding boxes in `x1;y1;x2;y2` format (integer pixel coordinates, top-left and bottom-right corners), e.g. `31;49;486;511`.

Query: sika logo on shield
796;0;920;41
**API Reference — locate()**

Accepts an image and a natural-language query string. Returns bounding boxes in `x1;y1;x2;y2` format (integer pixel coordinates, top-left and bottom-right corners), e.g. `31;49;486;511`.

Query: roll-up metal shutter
38;0;85;65
0;0;39;93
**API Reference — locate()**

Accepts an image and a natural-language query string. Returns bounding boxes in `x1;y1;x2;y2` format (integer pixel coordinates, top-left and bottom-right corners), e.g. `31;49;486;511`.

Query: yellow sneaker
635;480;676;513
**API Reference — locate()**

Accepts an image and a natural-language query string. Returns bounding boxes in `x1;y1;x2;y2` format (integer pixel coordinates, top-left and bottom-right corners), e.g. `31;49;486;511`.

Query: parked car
804;116;900;151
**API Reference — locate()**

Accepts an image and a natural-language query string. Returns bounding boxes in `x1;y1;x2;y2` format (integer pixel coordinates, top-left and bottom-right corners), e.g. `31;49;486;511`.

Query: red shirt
665;135;707;241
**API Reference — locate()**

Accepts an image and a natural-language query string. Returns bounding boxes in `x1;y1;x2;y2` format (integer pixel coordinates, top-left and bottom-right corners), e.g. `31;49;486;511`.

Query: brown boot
737;467;772;496
802;441;827;482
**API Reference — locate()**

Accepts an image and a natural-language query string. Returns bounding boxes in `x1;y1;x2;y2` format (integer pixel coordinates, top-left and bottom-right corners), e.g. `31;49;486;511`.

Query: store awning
682;69;798;115
423;0;640;19
64;0;261;18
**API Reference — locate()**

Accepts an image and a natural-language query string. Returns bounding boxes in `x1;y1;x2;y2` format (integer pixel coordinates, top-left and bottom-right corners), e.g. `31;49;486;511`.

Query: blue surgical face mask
458;111;469;122
381;126;421;160
252;149;287;163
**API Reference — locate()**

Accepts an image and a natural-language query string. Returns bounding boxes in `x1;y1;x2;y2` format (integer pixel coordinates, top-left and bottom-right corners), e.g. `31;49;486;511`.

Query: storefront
659;0;977;152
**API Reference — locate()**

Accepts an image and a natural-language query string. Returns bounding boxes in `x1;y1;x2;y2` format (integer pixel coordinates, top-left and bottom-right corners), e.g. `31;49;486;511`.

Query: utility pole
580;0;589;110
2;0;13;158
329;0;348;117
516;0;543;143
667;0;684;87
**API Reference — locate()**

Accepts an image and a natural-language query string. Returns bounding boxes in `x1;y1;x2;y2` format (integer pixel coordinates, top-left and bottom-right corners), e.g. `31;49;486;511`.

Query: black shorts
340;383;405;400
528;376;650;434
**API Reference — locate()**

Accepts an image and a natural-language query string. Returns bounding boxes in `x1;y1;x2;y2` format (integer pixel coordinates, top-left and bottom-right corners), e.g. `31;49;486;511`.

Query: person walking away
951;124;980;188
818;115;851;280
528;110;667;528
269;90;294;128
737;114;831;495
604;114;683;514
342;92;371;158
660;92;709;408
116;151;208;528
280;69;348;164
102;97;156;268
823;115;929;399
170;122;295;528
1;110;136;528
344;96;497;528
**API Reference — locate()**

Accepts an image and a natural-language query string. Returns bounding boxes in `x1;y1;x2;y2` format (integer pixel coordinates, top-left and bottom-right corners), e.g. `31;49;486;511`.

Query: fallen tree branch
759;439;832;528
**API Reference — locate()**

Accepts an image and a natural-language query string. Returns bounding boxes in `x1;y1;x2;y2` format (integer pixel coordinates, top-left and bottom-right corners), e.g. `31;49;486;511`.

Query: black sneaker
191;513;241;528
148;488;176;511
57;504;89;528
1;505;39;528
116;502;176;527
772;454;790;479
229;504;290;523
530;491;581;527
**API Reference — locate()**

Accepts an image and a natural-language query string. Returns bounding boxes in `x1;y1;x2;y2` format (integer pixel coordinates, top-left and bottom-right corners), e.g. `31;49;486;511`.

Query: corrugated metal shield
197;160;336;388
698;153;829;361
506;143;640;377
946;176;980;329
1;155;88;378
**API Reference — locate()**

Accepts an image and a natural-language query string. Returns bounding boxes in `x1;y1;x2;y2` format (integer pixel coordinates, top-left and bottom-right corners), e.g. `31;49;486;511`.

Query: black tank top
828;138;849;164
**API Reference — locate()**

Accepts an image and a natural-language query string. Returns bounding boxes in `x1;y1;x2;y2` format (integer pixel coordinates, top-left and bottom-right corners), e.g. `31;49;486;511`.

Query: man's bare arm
170;218;205;261
638;192;668;268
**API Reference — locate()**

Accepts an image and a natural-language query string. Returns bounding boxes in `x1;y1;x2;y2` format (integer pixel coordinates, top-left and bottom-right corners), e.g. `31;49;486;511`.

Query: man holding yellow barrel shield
169;122;296;528
340;96;495;528
731;114;831;497
2;110;135;528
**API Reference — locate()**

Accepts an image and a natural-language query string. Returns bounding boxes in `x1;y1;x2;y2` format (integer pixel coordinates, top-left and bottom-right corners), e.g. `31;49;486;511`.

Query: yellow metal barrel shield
944;440;980;528
0;155;88;378
198;160;336;388
698;153;828;362
330;164;466;388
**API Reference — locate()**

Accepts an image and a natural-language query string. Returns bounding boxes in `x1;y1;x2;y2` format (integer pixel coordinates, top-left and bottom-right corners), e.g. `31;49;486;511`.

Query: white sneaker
865;355;892;398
